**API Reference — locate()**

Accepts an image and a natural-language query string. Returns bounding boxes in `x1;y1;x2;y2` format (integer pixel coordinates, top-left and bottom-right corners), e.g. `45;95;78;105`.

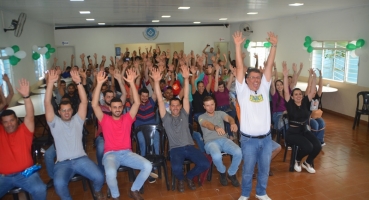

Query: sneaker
93;191;105;200
238;196;249;200
288;147;292;150
227;174;240;187
294;161;301;172
256;194;271;200
177;180;185;192
148;176;156;183
150;172;158;178
302;162;316;173
129;190;143;200
219;172;228;186
186;178;196;190
321;142;326;146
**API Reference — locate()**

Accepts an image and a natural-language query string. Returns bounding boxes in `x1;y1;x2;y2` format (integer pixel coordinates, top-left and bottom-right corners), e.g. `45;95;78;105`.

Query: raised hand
55;66;62;75
53;57;58;63
93;53;97;59
300;62;303;70
242;52;246;59
181;65;190;79
292;63;297;72
96;71;108;84
317;68;322;76
150;68;162;82
267;32;278;45
110;56;114;62
113;69;123;81
168;64;174;72
282;61;289;77
230;66;237;77
16;78;30;97
71;70;81;83
47;70;59;84
89;59;93;64
190;65;197;74
2;74;10;82
71;54;75;59
79;68;86;79
214;63;220;71
254;53;258;59
123;68;138;84
63;61;66;66
102;55;106;61
232;31;246;46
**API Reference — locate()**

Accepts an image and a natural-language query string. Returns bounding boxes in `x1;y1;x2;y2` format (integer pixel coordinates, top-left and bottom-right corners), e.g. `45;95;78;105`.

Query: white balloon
311;41;320;48
38;47;48;54
351;51;358;58
14;51;27;59
247;46;251;52
350;40;356;45
5;47;14;56
32;45;39;52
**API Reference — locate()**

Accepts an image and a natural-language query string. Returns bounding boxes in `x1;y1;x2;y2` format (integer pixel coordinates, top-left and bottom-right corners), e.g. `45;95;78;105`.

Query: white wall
230;6;369;119
0;10;55;105
54;26;231;67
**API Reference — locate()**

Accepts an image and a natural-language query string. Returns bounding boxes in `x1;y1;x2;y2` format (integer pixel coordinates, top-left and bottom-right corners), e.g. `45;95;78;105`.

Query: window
248;42;270;68
312;41;359;84
34;48;47;80
0;48;14;97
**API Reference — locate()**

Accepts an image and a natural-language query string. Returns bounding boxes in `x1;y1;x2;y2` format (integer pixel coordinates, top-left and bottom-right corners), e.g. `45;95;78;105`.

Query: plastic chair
283;143;299;172
6;187;31;200
107;166;136;198
133;124;170;191
352;91;369;129
69;174;97;200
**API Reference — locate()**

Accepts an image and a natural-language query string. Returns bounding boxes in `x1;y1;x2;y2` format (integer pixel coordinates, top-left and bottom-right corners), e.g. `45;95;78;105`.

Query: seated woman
270;66;288;135
282;63;321;174
306;69;326;146
213;63;236;139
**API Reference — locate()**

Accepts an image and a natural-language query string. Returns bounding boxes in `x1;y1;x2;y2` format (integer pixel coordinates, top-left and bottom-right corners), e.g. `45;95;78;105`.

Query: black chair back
133;124;166;156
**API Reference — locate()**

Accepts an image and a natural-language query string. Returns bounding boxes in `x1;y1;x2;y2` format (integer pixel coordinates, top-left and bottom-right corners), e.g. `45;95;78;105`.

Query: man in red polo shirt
0;78;46;200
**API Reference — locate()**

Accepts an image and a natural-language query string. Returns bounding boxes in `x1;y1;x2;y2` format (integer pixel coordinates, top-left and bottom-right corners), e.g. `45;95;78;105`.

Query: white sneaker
256;194;272;200
321;142;326;146
302;162;316;173
294;161;301;172
238;196;249;200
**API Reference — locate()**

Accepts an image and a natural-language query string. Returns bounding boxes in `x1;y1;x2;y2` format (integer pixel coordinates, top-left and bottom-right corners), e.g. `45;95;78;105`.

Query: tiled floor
3;112;369;200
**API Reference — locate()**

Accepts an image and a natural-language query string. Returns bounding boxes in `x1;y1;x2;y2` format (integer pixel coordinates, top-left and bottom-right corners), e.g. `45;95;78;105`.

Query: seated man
45;70;104;200
152;65;210;192
199;96;242;187
0;78;46;200
92;69;153;200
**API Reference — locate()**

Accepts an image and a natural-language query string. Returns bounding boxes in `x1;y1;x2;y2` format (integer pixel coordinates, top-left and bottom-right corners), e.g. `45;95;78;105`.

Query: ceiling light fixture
152;20;160;22
79;11;90;14
70;0;84;1
98;23;105;25
86;19;95;21
219;18;228;20
289;3;304;6
162;15;171;18
193;22;201;24
178;7;190;9
247;12;258;15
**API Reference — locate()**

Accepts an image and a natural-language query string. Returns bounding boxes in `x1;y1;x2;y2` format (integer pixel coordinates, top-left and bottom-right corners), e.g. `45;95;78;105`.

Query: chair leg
289;145;299;172
162;162;170;191
128;168;136;182
25;191;31;200
81;178;87;191
107;189;111;198
207;163;213;181
12;193;19;200
283;145;288;162
171;169;176;191
357;114;361;127
353;113;358;129
87;179;97;200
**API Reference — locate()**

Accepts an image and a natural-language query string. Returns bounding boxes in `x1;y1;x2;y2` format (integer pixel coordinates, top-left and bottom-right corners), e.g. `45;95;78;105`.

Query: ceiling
1;0;369;28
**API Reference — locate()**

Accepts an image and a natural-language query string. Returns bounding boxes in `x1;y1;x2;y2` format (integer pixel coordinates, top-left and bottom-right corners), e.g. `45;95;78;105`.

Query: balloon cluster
346;39;365;51
244;39;251;49
32;44;56;60
303;36;314;53
5;45;27;66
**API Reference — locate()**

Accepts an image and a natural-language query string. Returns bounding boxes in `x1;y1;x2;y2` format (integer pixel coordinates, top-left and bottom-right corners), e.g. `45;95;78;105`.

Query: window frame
0;48;15;97
248;42;270;68
33;47;47;80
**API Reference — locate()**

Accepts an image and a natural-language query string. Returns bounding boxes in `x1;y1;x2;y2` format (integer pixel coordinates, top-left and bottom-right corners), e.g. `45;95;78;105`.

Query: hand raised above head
70;70;81;83
181;65;190;79
123;68;138;84
16;78;30;97
232;31;246;45
292;63;297;72
267;32;278;45
96;71;107;84
282;61;289;76
47;70;59;84
150;67;162;82
79;68;86;79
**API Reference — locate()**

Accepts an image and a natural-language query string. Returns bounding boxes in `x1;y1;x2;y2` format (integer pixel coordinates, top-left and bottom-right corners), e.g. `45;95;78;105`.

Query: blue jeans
192;131;205;153
137;131;159;156
170;145;210;180
54;156;104;200
0;172;46;200
95;135;105;173
103;150;152;198
45;144;56;179
217;105;236;137
240;132;272;197
309;118;325;143
204;137;242;175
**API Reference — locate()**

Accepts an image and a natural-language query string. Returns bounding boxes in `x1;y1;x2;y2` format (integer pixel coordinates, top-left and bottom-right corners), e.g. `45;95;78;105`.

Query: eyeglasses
60;109;72;113
248;76;261;80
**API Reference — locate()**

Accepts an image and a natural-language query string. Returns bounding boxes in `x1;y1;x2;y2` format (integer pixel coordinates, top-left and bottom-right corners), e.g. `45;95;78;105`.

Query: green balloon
303;42;310;47
9;56;19;65
45;52;51;59
346;43;356;51
356;39;365;48
264;42;271;48
32;52;40;60
307;46;313;53
246;39;250;44
45;44;51;49
11;45;20;53
49;48;56;53
244;43;249;49
305;36;312;43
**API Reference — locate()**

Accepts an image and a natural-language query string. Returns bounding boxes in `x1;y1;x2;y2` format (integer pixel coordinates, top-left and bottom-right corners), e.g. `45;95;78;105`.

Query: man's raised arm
125;68;139;119
151;68;166;118
44;70;59;122
91;71;108;122
181;65;190;114
17;79;34;132
70;70;87;120
232;31;246;84
263;32;278;82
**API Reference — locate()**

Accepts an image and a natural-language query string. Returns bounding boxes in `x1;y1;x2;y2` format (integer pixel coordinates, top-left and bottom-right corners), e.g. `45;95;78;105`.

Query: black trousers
285;126;322;164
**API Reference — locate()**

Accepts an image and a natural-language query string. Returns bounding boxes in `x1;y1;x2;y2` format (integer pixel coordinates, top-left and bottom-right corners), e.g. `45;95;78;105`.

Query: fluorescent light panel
98;23;105;25
247;12;258;15
162;15;171;18
152;20;160;22
178;7;190;9
86;18;95;21
289;3;304;6
79;11;90;14
193;22;201;24
219;18;227;20
70;0;84;1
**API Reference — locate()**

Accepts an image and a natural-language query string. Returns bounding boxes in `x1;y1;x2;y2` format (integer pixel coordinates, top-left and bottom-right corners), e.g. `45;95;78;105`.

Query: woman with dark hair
270;65;288;133
282;62;321;173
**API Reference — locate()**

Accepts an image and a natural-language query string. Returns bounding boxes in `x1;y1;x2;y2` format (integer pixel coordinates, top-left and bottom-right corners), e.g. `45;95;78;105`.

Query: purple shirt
214;87;230;107
271;92;286;113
